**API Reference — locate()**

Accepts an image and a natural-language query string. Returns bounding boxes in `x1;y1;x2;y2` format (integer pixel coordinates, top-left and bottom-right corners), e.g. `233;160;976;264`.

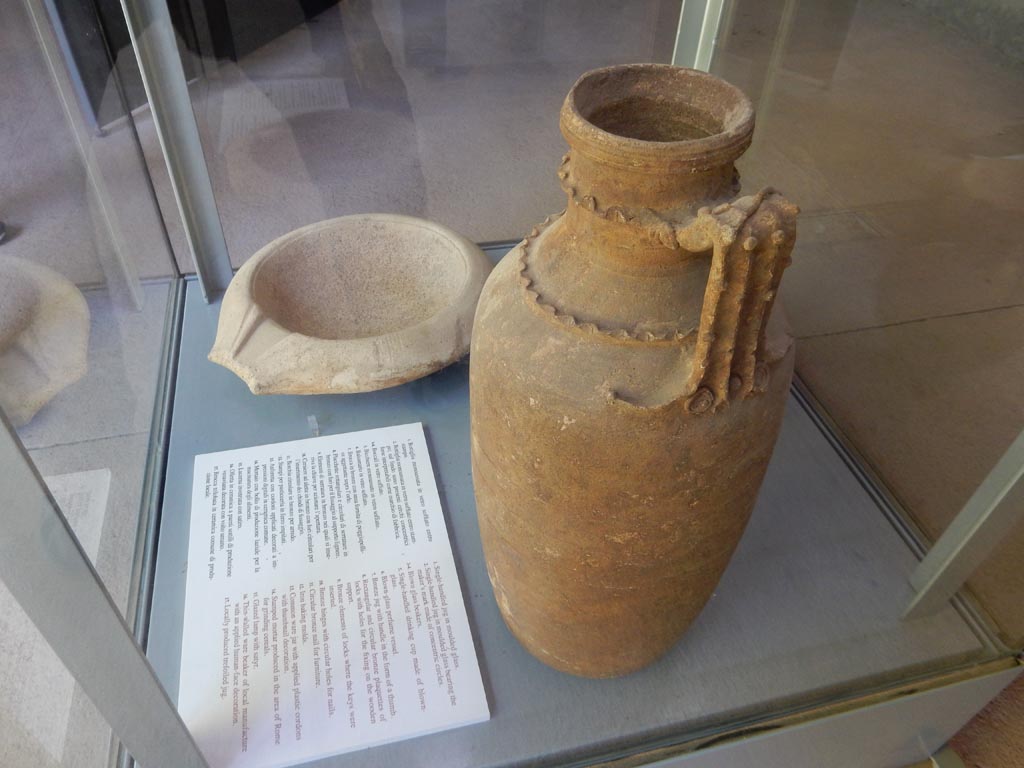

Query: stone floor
2;0;1023;765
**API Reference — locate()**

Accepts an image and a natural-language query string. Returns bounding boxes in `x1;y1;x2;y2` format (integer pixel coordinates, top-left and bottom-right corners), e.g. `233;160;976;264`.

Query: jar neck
563;148;739;217
556;149;740;274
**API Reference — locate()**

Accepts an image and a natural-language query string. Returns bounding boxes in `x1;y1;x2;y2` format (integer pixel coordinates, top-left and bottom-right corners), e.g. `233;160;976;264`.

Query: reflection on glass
150;0;681;267
713;0;1024;644
0;464;121;767
1;0;178;764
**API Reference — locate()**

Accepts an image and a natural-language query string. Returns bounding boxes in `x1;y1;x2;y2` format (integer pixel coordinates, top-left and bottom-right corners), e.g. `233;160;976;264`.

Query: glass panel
0;587;120;767
125;0;1021;764
1;0;179;763
711;0;1024;645
147;0;682;270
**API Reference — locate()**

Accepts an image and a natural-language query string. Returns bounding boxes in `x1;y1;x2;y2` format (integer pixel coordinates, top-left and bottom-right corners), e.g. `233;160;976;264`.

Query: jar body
470;65;799;677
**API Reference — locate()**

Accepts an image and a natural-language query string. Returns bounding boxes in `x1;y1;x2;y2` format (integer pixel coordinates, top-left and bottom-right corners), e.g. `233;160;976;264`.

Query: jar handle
674;188;799;414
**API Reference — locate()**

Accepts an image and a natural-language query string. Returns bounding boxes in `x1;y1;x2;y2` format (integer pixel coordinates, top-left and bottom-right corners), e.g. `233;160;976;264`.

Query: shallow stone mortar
210;214;492;394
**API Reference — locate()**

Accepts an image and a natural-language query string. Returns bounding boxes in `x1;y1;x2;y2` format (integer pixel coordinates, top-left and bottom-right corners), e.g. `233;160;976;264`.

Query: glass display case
1;1;1022;766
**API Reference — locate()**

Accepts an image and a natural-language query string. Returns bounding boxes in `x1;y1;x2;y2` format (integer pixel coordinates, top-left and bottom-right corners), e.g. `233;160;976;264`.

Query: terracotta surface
0;256;89;427
210;214;491;394
470;65;799;677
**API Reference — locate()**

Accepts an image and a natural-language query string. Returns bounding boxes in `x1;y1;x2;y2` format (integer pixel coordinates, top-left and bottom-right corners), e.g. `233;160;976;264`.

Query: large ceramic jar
470;64;799;678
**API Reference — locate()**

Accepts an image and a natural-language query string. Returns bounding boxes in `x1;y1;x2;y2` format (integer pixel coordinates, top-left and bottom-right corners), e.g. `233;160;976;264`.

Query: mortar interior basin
209;214;492;394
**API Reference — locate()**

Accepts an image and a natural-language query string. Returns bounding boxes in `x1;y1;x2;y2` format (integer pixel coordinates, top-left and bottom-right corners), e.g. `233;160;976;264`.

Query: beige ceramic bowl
210;214;492;394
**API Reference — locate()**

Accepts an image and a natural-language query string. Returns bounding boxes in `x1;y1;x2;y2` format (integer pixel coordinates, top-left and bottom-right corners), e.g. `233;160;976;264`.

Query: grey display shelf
146;269;1013;768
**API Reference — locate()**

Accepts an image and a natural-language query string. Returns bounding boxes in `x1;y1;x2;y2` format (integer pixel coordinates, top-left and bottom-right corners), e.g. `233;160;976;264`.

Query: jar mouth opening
561;65;754;166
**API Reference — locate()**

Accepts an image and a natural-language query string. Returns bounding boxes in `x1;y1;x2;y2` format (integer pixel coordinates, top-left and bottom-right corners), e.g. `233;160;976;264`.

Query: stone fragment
0;257;90;427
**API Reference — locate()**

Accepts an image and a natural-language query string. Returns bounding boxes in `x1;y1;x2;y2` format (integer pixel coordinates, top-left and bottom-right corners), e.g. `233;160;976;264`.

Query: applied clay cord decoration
521;174;798;412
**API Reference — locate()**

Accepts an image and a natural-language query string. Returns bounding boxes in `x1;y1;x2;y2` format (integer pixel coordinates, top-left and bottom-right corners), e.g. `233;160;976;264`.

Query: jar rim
560;64;755;171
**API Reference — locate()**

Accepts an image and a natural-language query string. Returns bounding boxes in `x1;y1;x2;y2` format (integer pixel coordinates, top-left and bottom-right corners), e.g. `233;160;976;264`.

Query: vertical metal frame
22;0;147;309
905;429;1024;619
0;411;209;768
672;0;727;71
118;0;233;300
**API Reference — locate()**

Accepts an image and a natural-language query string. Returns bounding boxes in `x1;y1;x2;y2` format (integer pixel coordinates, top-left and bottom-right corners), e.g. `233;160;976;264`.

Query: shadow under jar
470;64;800;678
